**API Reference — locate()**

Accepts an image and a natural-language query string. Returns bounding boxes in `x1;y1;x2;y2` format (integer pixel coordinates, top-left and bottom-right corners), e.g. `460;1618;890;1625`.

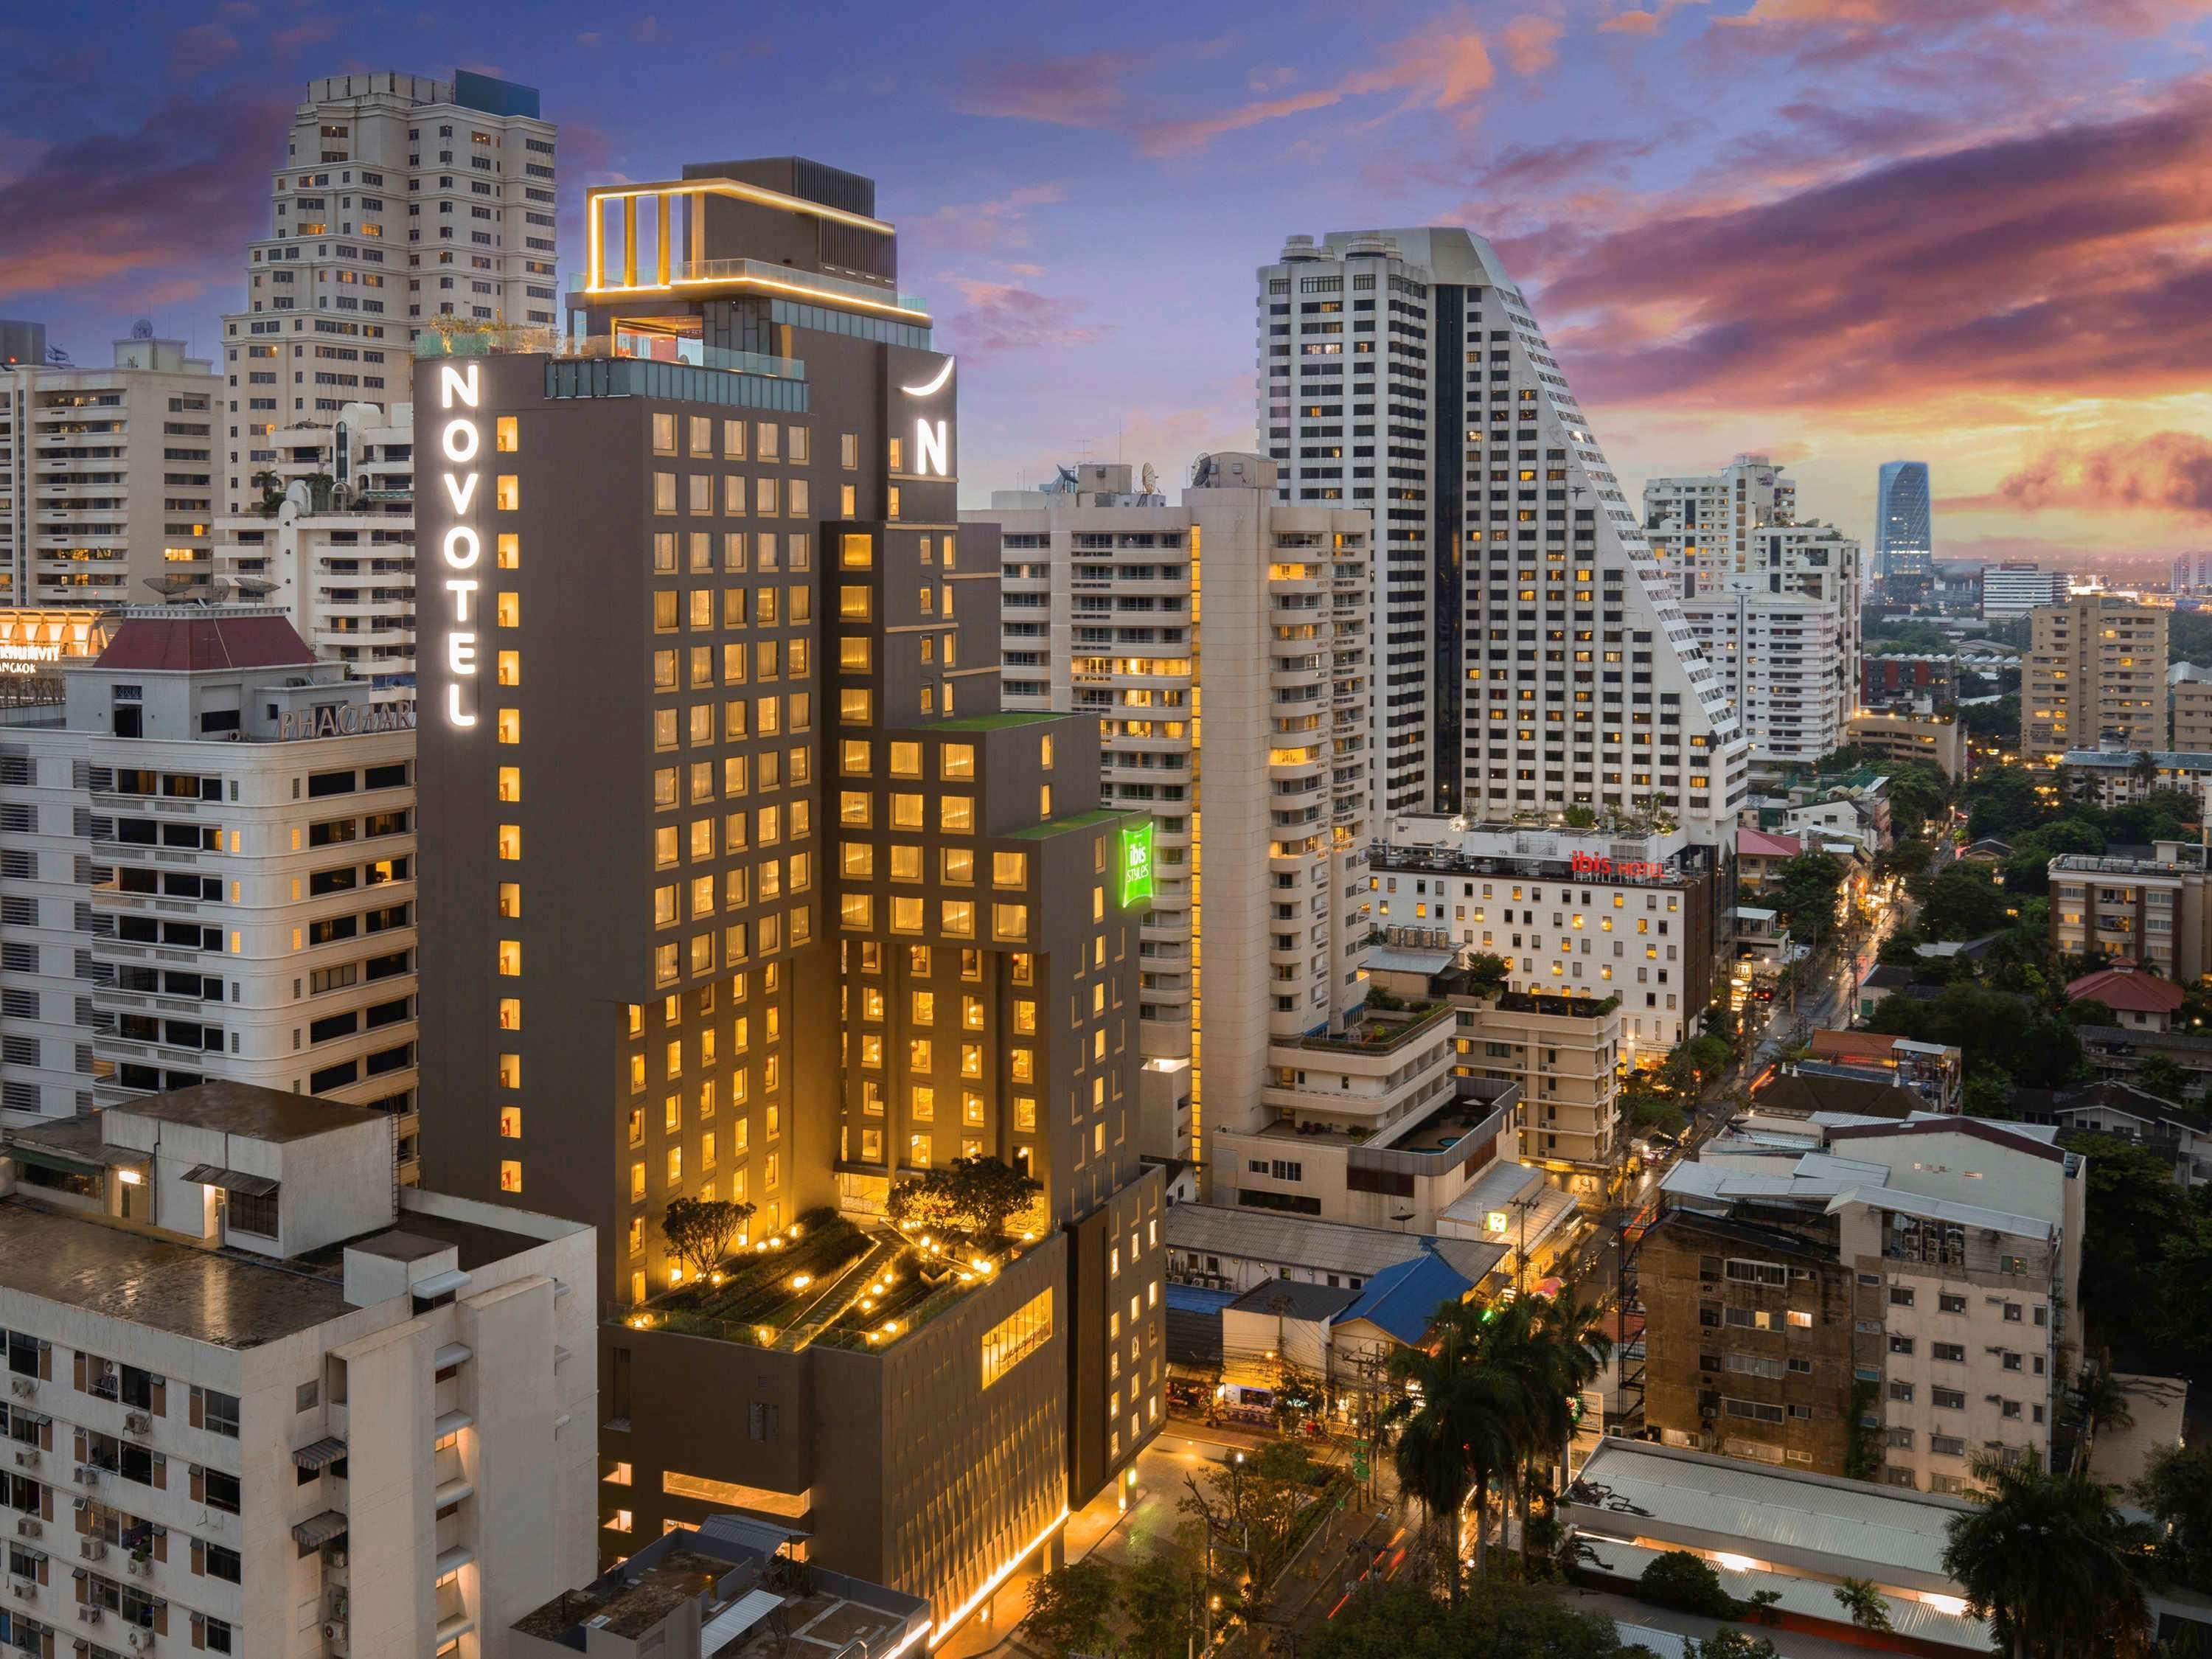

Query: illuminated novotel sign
435;362;483;729
900;357;953;478
1118;821;1155;909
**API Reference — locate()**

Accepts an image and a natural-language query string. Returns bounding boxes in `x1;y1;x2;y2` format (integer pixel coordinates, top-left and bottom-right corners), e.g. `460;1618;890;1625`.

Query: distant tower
1876;461;1933;583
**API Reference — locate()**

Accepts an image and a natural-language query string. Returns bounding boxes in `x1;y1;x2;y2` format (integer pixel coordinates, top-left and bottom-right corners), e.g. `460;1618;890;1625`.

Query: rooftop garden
620;1159;1047;1353
1293;1001;1453;1054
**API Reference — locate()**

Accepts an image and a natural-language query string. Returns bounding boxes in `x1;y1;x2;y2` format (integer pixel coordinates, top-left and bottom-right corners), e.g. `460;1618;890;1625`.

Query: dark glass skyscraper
1876;461;1933;582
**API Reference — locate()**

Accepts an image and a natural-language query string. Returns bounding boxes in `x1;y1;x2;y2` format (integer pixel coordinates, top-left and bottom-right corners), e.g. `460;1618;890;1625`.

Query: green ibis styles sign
1118;821;1155;909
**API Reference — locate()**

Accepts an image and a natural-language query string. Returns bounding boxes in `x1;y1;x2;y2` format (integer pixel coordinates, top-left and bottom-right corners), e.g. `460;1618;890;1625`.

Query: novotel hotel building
411;157;1165;1638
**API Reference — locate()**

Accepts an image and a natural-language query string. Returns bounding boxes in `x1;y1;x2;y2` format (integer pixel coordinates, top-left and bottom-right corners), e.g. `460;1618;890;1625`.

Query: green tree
1961;1064;2017;1119
1178;1439;1322;1607
661;1195;755;1281
1884;761;1952;840
1875;838;1934;883
1386;1300;1528;1598
2135;1052;2191;1105
1833;1576;1894;1631
2070;1363;2137;1475
1637;1550;1740;1618
1964;764;2054;841
1687;1635;1782;1659
886;1155;1041;1248
1305;1579;1641;1659
2136;1440;2212;1594
1467;951;1511;993
1020;1559;1117;1658
1916;863;2014;939
1769;851;1846;942
1119;1530;1208;1659
1868;982;2082;1090
2067;1132;2194;1363
1941;1449;2152;1659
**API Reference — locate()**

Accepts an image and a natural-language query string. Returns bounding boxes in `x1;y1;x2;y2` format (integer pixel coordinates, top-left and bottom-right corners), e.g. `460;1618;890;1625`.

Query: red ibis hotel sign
1571;852;1669;883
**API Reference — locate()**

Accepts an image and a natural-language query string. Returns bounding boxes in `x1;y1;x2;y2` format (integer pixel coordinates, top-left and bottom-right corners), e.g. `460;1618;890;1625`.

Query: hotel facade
412;158;1164;1641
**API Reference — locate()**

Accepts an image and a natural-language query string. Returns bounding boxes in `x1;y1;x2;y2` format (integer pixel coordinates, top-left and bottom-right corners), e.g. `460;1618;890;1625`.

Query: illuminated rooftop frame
582;178;928;322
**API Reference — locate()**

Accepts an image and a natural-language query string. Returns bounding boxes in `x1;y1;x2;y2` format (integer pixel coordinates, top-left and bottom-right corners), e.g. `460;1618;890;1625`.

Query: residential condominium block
1645;1111;2081;1492
218;70;557;518
1980;562;2068;621
1642;453;1798;597
214;401;419;698
981;457;1371;1169
1259;230;1746;834
0;337;218;608
0;606;418;1148
412;158;1165;1639
2049;839;2208;980
0;1080;596;1659
2022;596;2168;759
2171;663;2212;752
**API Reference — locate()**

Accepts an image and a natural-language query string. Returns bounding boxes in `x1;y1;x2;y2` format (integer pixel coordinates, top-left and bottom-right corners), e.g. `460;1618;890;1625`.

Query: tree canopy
1307;1580;1644;1659
885;1155;1041;1249
1866;981;2082;1090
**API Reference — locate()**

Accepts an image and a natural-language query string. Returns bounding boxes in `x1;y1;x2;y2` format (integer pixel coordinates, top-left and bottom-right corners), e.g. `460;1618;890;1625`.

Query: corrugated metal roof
700;1587;787;1657
1572;1441;1971;1577
1334;1253;1473;1344
1579;1537;1991;1651
1164;1204;1436;1280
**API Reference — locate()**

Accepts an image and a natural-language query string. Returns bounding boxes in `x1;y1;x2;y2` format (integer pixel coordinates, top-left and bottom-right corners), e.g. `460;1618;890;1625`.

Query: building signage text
278;702;417;741
436;363;481;730
1118;821;1155;909
1569;852;1669;883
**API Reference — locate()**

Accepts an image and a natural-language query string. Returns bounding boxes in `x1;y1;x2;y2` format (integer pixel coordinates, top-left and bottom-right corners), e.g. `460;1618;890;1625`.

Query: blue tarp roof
1334;1253;1474;1345
1166;1283;1238;1314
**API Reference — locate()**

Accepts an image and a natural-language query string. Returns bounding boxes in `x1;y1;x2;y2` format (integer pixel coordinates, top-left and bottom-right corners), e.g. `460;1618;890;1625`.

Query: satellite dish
1140;462;1160;495
130;319;154;341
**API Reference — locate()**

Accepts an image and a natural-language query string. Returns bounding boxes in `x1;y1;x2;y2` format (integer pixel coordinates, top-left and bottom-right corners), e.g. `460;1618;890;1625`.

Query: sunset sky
6;0;2211;564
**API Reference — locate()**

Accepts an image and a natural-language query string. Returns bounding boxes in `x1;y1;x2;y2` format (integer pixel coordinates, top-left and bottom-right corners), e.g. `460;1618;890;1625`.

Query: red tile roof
1738;828;1802;859
2065;967;2186;1014
94;615;318;674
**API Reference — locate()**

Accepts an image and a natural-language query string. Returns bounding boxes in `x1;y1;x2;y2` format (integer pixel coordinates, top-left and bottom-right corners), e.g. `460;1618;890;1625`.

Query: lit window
498;824;521;860
497;708;520;743
497;533;519;568
497;649;520;686
498;940;521;976
495;474;519;510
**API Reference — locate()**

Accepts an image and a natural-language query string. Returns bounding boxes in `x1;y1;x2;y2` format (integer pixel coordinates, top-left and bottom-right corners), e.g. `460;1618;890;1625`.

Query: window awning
7;1144;105;1178
181;1164;278;1198
291;1510;349;1548
291;1438;347;1472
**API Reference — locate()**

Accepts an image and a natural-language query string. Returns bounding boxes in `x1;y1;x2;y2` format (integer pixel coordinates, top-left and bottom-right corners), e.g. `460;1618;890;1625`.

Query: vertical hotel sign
1118;821;1155;909
435;363;481;728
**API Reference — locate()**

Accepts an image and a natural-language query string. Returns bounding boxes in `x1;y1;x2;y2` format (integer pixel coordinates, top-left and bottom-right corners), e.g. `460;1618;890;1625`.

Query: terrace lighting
881;1321;900;1336
1714;1553;1759;1573
790;1273;813;1291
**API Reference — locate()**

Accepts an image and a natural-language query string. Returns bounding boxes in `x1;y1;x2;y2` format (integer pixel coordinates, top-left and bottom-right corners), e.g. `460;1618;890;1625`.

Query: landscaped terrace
617;1206;1043;1354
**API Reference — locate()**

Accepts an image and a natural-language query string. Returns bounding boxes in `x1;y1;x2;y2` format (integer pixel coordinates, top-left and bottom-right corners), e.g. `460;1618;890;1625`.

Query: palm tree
2070;1361;2137;1476
1385;1302;1526;1599
1509;1288;1615;1571
1941;1449;2153;1658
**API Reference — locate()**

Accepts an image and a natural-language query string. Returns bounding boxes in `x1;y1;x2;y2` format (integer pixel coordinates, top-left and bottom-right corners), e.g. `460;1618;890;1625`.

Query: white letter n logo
914;417;947;478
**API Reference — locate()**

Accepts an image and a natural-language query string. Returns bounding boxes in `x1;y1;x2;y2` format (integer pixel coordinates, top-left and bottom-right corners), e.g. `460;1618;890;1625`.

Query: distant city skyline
2;1;2208;563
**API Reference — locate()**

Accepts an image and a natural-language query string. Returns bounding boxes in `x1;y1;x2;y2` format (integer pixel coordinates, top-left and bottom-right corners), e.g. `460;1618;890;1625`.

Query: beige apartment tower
2023;597;2168;760
982;457;1371;1170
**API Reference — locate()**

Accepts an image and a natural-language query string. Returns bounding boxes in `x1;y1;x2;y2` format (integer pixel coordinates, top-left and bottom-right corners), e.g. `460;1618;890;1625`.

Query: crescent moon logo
900;358;954;398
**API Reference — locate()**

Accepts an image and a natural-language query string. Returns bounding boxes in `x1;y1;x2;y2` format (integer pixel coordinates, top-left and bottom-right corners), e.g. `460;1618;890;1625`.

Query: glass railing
412;327;804;382
566;259;928;315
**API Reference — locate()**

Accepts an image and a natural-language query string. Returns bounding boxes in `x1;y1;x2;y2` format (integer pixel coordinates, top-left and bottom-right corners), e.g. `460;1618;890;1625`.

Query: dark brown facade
412;158;1164;1632
1641;1208;1857;1474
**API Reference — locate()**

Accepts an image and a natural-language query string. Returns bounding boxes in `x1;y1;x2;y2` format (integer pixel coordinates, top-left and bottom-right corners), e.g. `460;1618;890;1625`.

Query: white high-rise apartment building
1643;462;1861;765
982;456;1371;1166
219;69;557;520
0;1081;595;1659
1259;231;1746;837
1981;562;2069;620
1643;454;1797;597
2174;552;2212;596
214;402;417;698
0;608;417;1152
0;337;218;608
1681;591;1848;765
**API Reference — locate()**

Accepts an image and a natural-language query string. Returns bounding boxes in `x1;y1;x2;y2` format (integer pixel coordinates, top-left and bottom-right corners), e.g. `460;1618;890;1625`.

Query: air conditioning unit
7;1579;28;1599
11;1450;35;1470
14;1518;38;1539
321;1621;344;1641
83;1605;101;1624
127;1632;153;1653
327;1547;348;1568
72;1466;96;1486
123;1411;150;1435
7;1379;32;1399
125;1556;149;1577
78;1538;105;1561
